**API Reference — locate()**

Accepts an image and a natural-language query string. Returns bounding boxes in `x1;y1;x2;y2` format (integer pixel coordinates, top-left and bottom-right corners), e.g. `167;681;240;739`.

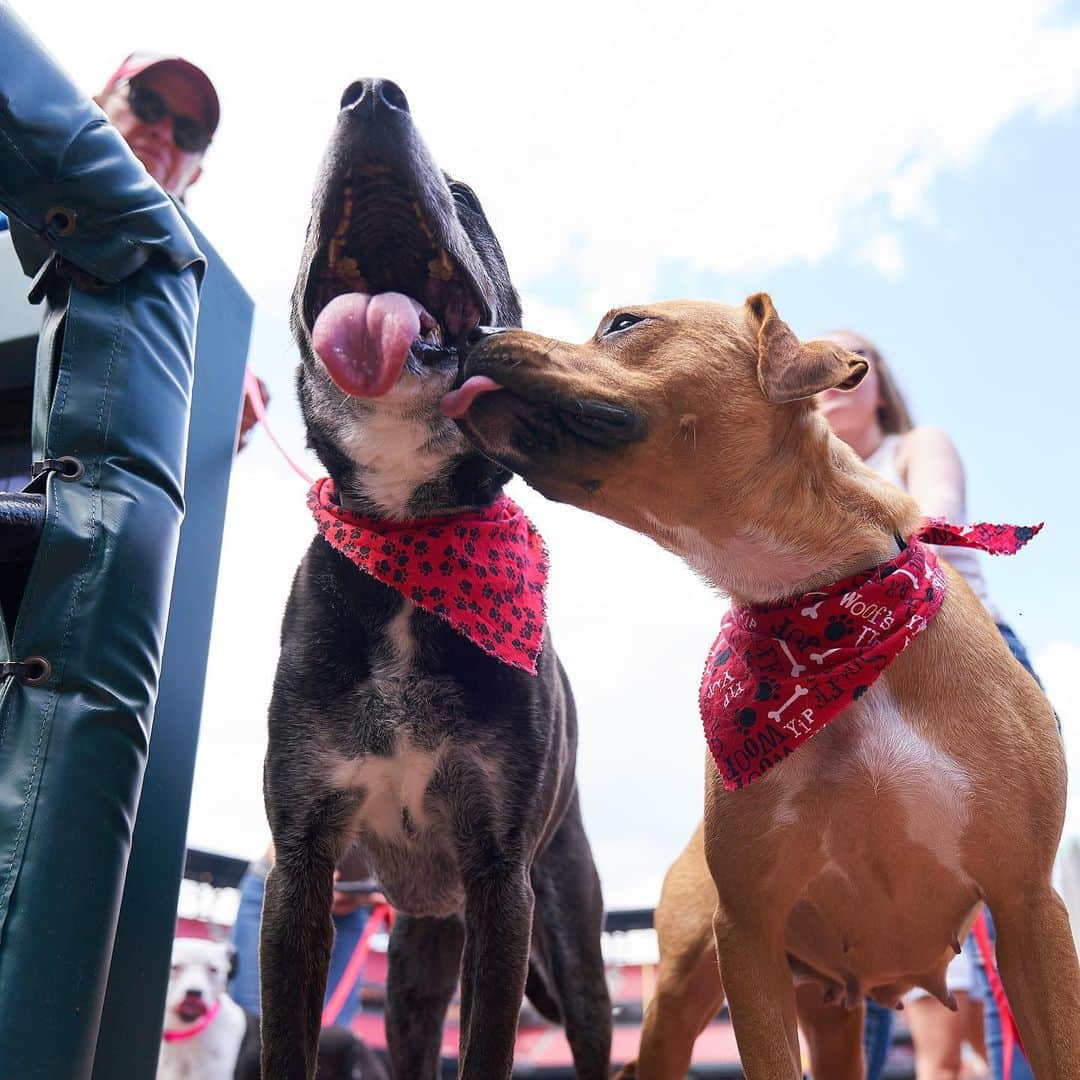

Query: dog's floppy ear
747;293;868;403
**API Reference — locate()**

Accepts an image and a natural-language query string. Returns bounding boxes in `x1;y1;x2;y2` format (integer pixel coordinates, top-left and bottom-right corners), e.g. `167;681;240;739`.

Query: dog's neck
653;409;922;606
315;399;511;521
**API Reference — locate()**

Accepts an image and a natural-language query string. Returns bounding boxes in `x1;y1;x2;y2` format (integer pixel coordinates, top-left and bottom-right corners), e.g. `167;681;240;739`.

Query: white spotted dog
158;938;247;1080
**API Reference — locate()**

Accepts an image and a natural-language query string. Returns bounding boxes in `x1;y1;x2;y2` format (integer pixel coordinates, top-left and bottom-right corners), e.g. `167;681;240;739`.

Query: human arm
896;425;967;522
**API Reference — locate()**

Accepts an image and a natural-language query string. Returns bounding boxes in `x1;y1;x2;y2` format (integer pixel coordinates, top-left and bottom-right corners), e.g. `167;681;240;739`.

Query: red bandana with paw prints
309;477;548;674
701;518;1041;791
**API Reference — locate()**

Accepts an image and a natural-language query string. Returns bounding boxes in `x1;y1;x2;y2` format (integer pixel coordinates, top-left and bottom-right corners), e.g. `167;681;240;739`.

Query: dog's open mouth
177;996;208;1023
308;167;488;398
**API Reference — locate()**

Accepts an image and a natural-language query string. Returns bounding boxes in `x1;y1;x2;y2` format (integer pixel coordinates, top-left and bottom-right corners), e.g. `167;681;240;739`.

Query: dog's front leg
259;789;354;1080
713;905;802;1080
457;866;534;1079
260;851;335;1079
990;883;1080;1078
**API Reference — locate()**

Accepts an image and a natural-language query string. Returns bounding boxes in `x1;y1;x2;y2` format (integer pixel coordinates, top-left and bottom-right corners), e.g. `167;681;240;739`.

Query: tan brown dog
442;296;1080;1079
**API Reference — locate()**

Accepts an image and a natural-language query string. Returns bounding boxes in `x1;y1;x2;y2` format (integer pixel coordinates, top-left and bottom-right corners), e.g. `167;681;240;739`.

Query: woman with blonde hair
818;329;1037;1080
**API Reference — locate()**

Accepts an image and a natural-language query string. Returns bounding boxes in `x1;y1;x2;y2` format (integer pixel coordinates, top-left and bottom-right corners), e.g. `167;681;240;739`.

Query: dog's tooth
333;189;353;239
411;202;436;242
427;249;455;282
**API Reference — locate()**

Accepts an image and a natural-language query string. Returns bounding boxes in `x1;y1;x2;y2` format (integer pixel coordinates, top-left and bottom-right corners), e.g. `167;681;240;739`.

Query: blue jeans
863;999;894;1080
229;864;370;1025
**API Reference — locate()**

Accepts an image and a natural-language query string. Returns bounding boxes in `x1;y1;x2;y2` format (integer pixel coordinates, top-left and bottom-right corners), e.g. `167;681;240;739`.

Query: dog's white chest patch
342;402;451;518
329;738;444;840
775;682;973;869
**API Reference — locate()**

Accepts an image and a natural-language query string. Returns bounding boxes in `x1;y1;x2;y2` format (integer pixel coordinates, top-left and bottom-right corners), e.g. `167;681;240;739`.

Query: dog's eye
450;184;481;214
604;313;644;336
208;966;219;975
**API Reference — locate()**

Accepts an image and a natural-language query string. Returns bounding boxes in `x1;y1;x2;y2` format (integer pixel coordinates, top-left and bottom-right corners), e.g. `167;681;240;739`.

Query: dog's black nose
183;988;204;999
463;326;507;352
340;78;410;115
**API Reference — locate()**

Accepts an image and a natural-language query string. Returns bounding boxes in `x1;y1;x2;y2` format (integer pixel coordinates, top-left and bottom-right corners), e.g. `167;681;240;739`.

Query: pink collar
162;999;222;1042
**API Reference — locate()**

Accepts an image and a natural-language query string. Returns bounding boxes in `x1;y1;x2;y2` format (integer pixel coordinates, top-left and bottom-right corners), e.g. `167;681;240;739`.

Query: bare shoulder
896;425;963;470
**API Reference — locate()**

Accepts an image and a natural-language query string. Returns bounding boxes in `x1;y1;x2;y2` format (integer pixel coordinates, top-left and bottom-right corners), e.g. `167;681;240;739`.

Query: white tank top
865;434;1000;620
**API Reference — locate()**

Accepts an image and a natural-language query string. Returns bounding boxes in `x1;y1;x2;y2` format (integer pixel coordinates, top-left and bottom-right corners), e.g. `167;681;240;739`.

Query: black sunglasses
124;80;212;154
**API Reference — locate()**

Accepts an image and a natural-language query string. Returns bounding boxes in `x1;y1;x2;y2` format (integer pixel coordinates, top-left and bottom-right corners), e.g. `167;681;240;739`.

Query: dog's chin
459;399;604;506
380;361;460;411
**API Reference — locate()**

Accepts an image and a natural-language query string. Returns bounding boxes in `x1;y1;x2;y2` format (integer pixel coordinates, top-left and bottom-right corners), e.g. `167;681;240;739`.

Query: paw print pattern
308;477;548;674
754;677;781;702
825;614;856;642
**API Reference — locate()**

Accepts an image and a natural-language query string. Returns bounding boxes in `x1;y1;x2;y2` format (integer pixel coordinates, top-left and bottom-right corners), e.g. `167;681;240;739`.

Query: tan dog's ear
747;293;869;403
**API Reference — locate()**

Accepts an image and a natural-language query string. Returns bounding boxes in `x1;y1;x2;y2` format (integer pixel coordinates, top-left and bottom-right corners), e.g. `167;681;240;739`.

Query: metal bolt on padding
0;657;52;686
32;456;85;482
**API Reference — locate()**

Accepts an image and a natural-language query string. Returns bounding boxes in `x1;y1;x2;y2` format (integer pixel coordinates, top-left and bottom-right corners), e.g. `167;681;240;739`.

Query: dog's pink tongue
312;292;423;397
440;376;504;418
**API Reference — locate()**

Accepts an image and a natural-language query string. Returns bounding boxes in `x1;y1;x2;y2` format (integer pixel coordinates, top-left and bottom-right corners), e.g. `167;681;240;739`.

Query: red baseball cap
103;52;220;136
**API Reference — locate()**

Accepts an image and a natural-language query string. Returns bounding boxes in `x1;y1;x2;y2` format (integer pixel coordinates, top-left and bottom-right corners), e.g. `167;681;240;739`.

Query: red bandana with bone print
701;518;1041;791
308;477;548;674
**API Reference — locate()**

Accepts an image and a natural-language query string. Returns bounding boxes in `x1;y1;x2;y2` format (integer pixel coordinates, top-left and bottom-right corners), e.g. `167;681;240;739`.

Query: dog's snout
339;81;367;110
377;79;410;113
463;326;507;353
339;78;410;115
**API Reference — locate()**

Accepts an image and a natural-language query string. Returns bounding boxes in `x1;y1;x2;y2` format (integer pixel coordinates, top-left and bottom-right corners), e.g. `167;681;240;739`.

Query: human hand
237;374;270;452
331;869;385;916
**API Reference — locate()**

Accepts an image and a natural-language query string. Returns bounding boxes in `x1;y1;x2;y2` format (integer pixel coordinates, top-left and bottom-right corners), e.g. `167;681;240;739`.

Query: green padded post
91;219;253;1080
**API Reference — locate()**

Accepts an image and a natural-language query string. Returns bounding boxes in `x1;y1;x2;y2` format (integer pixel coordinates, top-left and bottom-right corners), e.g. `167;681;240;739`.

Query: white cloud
856;231;906;280
1037;641;1080;839
1038;642;1080;947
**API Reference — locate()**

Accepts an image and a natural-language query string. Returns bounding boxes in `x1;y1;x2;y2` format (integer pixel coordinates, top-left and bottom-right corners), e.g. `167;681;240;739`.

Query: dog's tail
524;955;563;1024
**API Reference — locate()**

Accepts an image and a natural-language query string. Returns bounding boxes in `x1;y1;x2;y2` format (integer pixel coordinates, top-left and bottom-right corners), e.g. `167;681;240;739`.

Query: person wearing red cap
95;52;270;448
95;52;220;202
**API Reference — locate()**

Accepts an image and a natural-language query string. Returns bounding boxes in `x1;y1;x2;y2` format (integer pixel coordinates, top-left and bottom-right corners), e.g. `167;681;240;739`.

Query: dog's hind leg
622;822;724;1080
385;913;464;1080
988;883;1080;1079
260;790;355;1080
530;788;612;1080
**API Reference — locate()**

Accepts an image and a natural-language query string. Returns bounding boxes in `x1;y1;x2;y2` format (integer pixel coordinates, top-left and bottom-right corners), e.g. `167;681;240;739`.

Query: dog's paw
824;613;856;642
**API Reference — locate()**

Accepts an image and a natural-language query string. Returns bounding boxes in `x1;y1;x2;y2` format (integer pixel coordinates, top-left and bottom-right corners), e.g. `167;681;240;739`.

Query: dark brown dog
260;80;611;1080
445;296;1080;1079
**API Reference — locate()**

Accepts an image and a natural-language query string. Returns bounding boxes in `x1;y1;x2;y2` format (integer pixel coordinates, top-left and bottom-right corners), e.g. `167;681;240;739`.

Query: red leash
971;908;1025;1079
243;366;313;484
321;902;395;1027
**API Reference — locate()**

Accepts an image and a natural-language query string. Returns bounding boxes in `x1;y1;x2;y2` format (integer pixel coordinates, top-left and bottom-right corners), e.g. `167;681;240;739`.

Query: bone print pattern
309;477;548;674
700;518;1039;791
